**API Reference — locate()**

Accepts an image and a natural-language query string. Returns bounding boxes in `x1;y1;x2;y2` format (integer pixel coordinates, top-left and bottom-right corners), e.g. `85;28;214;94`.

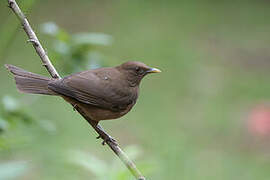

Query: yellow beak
147;67;162;73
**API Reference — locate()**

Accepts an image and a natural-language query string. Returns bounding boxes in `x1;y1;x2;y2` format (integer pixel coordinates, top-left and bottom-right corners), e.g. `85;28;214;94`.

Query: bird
5;61;161;143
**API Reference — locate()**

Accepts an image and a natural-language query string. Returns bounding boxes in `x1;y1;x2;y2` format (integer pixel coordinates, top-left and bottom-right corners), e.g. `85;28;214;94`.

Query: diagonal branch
8;0;59;79
7;0;146;180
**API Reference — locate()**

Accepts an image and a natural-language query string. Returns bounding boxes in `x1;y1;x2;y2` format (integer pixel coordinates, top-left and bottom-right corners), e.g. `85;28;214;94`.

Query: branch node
8;1;13;8
27;39;39;47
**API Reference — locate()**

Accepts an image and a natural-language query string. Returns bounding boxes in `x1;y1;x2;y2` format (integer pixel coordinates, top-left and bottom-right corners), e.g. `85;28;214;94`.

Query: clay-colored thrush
5;61;161;143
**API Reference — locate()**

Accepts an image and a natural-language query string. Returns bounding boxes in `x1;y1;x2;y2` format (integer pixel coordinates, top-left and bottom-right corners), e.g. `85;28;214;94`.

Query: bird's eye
134;67;144;75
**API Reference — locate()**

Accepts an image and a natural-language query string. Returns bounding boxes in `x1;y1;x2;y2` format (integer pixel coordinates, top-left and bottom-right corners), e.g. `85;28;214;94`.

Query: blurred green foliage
40;22;113;74
0;96;37;179
68;145;155;180
0;96;33;147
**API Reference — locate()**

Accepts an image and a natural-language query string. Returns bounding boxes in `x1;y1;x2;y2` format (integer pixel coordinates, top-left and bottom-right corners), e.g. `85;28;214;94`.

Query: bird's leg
96;124;118;146
96;124;117;145
89;120;118;146
73;105;118;146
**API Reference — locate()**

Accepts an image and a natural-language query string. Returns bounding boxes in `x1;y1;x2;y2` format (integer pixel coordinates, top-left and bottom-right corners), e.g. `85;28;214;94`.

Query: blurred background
1;0;270;179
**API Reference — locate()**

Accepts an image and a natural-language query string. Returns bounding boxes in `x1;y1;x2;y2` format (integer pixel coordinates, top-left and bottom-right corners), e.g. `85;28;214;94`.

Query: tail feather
5;64;57;95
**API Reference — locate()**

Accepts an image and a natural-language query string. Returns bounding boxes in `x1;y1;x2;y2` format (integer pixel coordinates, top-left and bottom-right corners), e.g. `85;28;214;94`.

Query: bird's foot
96;135;118;146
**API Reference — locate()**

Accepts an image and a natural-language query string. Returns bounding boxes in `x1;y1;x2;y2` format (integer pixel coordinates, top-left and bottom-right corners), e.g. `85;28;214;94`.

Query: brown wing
48;68;137;111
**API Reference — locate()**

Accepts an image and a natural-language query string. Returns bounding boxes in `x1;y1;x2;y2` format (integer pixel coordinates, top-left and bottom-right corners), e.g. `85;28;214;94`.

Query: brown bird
5;61;161;143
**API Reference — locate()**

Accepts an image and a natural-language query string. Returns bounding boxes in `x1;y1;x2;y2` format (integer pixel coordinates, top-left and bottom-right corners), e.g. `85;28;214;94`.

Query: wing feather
48;68;136;111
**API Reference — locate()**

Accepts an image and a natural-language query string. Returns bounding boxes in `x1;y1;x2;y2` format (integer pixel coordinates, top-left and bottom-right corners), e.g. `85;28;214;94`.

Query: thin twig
7;0;146;179
8;0;59;79
0;0;38;62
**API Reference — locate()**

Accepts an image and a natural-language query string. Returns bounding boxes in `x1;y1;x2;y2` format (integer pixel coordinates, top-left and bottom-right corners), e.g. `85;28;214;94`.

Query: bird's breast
80;100;135;121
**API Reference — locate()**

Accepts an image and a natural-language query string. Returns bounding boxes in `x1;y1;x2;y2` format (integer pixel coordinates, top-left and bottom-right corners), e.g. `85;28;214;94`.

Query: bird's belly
81;104;132;121
62;96;133;121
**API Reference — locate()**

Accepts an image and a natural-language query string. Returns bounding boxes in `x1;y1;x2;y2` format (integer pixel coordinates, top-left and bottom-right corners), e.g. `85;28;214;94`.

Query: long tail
5;64;57;95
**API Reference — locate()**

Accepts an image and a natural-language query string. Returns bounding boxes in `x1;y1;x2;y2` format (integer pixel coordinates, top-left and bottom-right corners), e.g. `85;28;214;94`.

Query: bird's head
117;61;161;87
